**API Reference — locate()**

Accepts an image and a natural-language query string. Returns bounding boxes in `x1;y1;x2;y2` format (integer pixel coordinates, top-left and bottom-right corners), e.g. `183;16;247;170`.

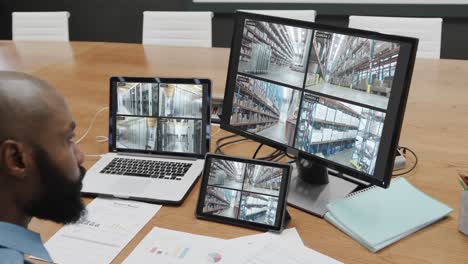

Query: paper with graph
45;197;161;264
123;227;239;264
124;227;341;264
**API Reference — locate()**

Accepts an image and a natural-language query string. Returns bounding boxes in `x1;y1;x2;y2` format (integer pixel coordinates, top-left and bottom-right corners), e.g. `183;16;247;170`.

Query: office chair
12;11;70;42
237;10;316;22
348;16;443;59
142;11;213;48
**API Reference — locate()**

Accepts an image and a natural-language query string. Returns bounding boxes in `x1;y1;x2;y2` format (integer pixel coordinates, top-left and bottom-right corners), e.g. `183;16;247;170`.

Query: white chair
12;11;70;42
238;10;316;22
142;11;213;48
348;16;443;59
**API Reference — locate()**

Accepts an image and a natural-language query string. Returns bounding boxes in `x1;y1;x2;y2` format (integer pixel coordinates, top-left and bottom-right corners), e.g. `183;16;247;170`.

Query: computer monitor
220;12;418;216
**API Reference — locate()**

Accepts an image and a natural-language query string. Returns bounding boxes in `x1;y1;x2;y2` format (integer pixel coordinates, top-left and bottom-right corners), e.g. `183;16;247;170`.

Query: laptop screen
109;77;211;158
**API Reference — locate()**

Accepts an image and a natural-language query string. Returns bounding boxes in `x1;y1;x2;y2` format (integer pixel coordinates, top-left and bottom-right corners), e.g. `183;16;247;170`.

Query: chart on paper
144;245;223;263
123;227;228;264
44;197;161;264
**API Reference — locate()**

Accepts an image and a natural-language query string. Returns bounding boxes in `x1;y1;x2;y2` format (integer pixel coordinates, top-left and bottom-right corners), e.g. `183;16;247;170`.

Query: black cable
258;149;282;160
252;143;264;159
215;134;238;147
272;154;286;162
215;138;249;154
392;146;418;177
214;134;286;161
214;134;239;154
284;152;296;160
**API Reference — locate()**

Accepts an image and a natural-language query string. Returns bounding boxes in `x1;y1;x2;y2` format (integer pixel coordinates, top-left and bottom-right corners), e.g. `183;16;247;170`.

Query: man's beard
24;146;87;224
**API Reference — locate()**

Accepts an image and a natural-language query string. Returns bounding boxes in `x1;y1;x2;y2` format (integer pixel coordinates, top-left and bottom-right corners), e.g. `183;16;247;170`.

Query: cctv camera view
116;117;203;154
295;93;385;175
115;82;204;154
117;82;203;118
230;75;301;145
203;158;286;226
208;159;246;190
204;186;242;218
238;19;312;88
226;18;403;178
239;193;278;226
306;31;400;110
243;163;283;196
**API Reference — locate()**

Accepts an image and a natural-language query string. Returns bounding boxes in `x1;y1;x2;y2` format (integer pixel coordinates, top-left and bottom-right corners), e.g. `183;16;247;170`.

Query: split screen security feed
202;158;285;226
116;82;203;154
230;19;400;176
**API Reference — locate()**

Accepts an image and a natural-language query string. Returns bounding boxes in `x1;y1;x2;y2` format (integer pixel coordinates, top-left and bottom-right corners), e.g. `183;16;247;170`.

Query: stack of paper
231;229;342;264
123;227;342;264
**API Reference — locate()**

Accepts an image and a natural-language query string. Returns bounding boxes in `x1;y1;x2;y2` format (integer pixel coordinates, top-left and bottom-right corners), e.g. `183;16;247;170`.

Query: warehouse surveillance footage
306;31;400;110
115;82;204;154
203;158;286;226
232;75;301;145
229;18;402;176
238;19;312;88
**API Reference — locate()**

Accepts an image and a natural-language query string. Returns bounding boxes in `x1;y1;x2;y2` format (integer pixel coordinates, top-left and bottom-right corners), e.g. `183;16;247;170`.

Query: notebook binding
344;177;401;199
345;185;378;199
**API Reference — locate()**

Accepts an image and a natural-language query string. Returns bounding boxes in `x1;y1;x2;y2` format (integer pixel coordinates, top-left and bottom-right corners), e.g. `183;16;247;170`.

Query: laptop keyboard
100;158;192;180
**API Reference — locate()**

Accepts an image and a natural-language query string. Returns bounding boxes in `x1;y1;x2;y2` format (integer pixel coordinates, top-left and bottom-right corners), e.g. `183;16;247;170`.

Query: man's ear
0;140;27;179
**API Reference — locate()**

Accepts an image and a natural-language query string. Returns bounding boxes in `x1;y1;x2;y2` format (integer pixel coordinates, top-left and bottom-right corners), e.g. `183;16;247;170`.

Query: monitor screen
110;78;211;158
201;156;288;227
221;13;417;187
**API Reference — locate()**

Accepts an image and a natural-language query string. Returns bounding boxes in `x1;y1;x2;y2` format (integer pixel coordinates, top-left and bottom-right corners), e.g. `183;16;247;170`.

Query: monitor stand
287;155;360;218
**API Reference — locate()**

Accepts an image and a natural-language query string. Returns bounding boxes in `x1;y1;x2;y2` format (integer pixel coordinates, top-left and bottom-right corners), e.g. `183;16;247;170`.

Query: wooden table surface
1;41;467;263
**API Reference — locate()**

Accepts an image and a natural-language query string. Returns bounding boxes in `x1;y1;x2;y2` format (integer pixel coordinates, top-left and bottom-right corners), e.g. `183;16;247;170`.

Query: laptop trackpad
110;178;150;195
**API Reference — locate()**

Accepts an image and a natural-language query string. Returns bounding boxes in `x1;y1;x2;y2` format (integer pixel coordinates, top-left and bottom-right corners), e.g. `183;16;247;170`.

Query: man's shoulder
0;247;25;264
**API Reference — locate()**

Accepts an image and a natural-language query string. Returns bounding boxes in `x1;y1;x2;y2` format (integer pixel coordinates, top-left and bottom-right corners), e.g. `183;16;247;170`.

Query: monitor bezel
220;12;418;188
109;76;212;159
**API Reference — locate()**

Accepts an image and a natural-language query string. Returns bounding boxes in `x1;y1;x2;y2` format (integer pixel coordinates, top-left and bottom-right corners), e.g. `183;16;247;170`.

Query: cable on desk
214;134;239;154
272;153;286;162
215;138;249;154
215;134;287;161
252;143;264;159
75;107;109;144
257;149;281;160
392;146;418;177
284;152;297;160
266;151;284;161
85;154;104;159
215;134;238;146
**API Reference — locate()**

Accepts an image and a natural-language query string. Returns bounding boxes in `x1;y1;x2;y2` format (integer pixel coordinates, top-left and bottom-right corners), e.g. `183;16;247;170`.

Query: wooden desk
1;41;467;263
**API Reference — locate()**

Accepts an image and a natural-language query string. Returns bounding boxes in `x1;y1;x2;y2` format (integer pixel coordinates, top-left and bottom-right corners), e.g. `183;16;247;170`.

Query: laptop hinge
117;152;197;161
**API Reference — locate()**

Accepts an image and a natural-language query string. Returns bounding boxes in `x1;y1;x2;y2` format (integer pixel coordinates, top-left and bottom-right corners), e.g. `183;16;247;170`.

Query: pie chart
207;252;222;263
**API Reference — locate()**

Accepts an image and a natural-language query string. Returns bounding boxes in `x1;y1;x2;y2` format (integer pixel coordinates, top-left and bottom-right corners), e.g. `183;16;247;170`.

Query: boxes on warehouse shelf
316;103;328;119
326;108;336;122
311;129;323;142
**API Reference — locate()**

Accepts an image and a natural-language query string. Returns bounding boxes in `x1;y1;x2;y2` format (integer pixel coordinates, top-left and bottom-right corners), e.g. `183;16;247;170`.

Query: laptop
82;77;211;204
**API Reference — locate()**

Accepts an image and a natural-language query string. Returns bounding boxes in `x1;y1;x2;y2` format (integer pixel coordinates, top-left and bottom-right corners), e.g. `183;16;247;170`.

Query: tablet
196;154;291;232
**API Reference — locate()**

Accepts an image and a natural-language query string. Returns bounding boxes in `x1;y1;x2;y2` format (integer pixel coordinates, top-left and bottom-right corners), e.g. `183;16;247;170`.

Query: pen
458;173;468;191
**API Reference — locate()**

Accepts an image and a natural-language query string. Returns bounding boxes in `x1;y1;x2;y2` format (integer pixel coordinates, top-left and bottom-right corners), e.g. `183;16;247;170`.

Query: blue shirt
0;221;53;264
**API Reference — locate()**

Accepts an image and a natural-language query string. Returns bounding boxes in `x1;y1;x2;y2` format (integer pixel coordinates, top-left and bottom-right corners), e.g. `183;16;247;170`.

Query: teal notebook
324;177;452;253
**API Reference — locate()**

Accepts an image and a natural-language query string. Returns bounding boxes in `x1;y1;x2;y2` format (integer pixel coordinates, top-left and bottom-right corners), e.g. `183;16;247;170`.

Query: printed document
123;227;233;264
45;197;161;264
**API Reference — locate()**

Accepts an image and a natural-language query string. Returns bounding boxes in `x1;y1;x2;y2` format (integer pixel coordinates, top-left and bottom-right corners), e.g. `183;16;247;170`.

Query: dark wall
1;0;468;59
0;0;187;42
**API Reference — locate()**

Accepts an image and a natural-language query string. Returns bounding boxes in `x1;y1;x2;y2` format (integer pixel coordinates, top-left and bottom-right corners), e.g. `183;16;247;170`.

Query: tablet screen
197;154;291;231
